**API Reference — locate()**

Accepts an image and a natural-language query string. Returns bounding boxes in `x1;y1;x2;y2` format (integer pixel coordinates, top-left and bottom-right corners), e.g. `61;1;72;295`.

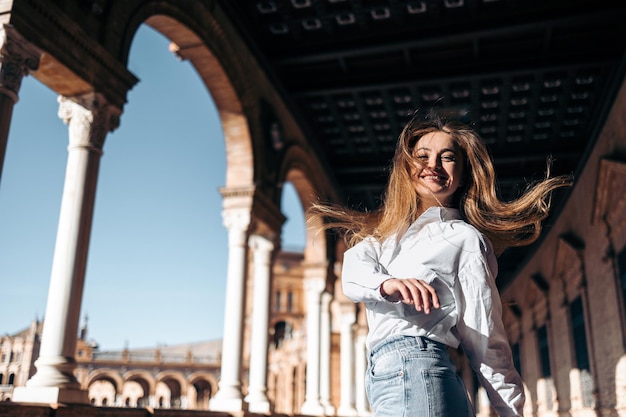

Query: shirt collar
419;206;462;223
390;206;462;248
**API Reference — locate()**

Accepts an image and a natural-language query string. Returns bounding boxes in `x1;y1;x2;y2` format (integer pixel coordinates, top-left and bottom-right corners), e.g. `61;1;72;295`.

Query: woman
309;113;571;417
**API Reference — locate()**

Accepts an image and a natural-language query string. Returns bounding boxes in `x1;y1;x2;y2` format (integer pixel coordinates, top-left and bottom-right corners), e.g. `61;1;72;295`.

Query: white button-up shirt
342;206;524;417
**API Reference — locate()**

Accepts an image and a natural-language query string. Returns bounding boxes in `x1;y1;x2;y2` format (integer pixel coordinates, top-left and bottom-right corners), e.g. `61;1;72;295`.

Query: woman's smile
411;131;464;207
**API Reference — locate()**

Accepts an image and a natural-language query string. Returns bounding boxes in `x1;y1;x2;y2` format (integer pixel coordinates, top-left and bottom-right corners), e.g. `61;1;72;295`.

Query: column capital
248;234;274;254
0;25;41;102
57;92;121;151
222;207;251;236
304;276;327;295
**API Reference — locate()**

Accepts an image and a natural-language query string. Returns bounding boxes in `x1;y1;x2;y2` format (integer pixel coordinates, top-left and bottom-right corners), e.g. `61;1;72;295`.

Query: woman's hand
380;278;440;314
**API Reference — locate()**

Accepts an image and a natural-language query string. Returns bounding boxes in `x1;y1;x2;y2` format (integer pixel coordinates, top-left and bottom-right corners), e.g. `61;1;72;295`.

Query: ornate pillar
300;263;327;416
320;291;335;415
0;24;40;182
13;92;120;405
244;234;274;413
337;302;357;416
210;207;250;412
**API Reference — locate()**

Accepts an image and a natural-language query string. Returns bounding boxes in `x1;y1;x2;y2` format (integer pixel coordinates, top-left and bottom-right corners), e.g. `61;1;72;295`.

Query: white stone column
13;93;120;405
0;24;40;183
338;303;357;416
355;328;370;416
320;291;335;416
210;208;250;412
244;234;274;413
300;267;327;416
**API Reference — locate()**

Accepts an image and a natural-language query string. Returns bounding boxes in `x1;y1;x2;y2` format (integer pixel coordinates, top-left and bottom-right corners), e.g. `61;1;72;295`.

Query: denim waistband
370;334;448;360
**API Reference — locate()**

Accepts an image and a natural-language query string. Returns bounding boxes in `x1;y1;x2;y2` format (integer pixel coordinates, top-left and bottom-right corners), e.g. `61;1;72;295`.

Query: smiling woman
308;112;572;417
409;131;465;209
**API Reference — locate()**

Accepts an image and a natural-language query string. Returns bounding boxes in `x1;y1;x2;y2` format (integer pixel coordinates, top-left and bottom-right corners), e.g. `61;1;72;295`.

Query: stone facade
0;251;317;412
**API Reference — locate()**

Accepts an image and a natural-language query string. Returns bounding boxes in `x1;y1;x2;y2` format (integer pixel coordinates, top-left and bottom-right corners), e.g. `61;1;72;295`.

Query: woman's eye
416;154;429;160
441;154;456;162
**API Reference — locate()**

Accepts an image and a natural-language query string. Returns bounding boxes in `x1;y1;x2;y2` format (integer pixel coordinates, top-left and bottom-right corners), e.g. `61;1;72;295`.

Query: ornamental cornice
0;24;41;102
9;0;138;108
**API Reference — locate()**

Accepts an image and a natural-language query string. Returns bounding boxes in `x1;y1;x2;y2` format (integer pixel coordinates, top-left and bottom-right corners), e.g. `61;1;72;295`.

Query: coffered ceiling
218;0;626;285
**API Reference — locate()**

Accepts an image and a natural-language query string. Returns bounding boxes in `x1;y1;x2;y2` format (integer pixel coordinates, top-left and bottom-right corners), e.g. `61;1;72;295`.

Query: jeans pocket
421;368;473;417
367;352;405;416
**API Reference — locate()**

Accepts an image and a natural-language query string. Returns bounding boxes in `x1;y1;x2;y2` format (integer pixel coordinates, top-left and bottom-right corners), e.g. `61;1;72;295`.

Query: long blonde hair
308;113;572;255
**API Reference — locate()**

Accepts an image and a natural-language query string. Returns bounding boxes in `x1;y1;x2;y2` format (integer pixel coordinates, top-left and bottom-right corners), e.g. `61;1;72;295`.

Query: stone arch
101;2;256;191
188;372;217;394
84;368;124;395
123;369;155;397
188;372;217;410
278;143;338;265
142;16;253;190
155;371;186;409
155;370;188;393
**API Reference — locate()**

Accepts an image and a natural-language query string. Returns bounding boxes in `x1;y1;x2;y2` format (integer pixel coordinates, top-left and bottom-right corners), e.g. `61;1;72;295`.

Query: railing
92;350;220;365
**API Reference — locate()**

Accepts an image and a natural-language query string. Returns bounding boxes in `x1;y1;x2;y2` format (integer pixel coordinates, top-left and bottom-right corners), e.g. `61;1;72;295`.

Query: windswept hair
308;112;572;255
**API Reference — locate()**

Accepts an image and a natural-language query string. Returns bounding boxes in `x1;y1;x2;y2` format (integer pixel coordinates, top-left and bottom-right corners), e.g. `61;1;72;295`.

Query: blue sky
0;25;305;350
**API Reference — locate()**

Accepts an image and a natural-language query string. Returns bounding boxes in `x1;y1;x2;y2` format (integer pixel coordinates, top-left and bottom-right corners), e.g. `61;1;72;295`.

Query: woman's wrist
379;280;395;301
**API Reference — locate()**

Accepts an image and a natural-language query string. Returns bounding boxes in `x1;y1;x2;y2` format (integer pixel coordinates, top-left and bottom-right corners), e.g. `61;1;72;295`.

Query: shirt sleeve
341;238;391;303
454;250;525;417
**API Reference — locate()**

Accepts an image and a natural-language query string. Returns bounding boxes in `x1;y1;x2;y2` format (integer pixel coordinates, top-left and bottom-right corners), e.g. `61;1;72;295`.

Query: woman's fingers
381;278;440;314
404;279;440;314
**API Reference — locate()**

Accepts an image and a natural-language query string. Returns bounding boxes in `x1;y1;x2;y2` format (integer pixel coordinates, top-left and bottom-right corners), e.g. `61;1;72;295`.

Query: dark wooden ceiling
218;0;626;286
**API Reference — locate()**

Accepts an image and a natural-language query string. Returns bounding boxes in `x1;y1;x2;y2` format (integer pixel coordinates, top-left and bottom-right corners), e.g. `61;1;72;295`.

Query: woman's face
410;131;465;208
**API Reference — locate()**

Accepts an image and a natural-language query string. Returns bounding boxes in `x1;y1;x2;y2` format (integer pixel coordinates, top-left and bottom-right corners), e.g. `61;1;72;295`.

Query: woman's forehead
415;131;458;150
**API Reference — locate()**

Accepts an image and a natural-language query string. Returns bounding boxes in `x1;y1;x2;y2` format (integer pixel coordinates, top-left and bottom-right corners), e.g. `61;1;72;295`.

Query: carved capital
304;277;326;296
0;25;41;101
222;208;251;246
57;92;121;151
249;234;274;256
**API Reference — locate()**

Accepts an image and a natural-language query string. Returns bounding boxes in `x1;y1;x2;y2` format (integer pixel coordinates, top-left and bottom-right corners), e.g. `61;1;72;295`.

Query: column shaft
355;330;370;415
320;292;335;415
13;93;119;405
210;208;250;412
300;273;326;415
244;234;274;413
338;304;357;416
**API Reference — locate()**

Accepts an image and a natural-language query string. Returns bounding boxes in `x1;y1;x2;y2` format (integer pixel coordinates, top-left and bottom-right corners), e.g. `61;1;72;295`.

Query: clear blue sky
0;25;305;350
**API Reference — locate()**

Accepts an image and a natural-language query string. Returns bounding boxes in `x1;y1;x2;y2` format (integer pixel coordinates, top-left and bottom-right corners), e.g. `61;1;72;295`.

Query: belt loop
415;336;426;351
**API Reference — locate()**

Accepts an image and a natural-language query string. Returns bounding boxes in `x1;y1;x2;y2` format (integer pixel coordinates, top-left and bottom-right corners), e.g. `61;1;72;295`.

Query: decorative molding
592;158;626;225
12;0;137;107
57;92;121;151
553;235;585;304
0;24;41;102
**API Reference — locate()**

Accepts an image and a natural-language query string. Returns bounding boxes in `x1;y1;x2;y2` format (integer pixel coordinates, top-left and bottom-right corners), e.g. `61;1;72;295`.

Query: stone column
0;24;40;183
355;328;370;416
300;264;327;416
338;302;357;416
244;234;274;413
210;208;250;412
13;92;120;405
320;291;335;415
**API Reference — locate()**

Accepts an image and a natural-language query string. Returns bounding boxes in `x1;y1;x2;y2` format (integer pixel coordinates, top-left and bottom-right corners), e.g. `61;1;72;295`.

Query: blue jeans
366;335;475;417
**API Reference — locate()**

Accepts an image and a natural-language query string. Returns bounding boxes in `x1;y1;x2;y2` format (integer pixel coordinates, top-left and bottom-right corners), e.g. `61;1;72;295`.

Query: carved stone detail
57;92;121;151
0;25;41;102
